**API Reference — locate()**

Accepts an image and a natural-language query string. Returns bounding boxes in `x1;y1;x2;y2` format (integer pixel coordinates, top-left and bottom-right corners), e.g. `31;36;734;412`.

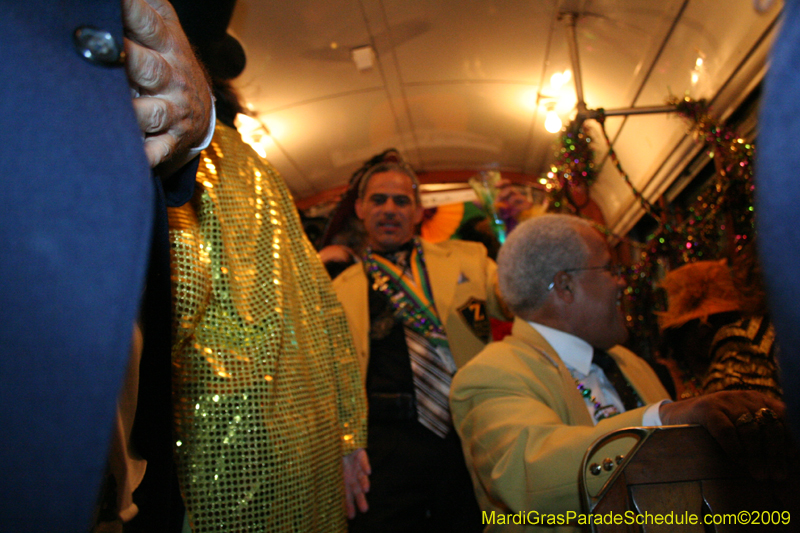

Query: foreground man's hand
122;0;213;173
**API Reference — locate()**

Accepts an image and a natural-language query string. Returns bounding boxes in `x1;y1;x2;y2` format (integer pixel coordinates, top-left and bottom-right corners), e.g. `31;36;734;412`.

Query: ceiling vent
351;45;375;72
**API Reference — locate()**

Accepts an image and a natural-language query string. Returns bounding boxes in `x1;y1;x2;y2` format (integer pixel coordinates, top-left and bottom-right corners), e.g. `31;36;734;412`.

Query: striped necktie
367;243;456;437
405;329;455;437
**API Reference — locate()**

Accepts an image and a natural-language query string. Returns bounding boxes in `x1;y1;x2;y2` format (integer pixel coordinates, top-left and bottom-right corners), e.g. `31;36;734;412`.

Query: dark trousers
349;419;483;533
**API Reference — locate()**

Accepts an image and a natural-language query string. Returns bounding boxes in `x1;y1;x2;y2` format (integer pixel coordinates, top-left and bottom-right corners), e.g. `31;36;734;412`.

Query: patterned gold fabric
168;123;367;532
703;315;782;399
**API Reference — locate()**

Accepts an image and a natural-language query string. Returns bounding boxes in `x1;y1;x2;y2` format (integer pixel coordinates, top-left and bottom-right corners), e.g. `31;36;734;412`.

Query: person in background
495;179;539;235
451;214;791;533
0;0;214;531
658;258;781;400
333;149;509;532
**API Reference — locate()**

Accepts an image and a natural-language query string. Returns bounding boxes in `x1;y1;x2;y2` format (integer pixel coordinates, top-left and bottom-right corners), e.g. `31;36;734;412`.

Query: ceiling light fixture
544;101;563;133
235;113;273;158
550;69;572;92
557;12;680;133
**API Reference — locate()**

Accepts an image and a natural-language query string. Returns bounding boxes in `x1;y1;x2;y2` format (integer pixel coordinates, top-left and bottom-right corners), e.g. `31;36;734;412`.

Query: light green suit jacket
450;318;670;532
333;239;506;381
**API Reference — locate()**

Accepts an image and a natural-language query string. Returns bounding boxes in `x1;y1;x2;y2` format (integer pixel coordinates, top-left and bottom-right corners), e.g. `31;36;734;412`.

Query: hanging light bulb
544;102;562;133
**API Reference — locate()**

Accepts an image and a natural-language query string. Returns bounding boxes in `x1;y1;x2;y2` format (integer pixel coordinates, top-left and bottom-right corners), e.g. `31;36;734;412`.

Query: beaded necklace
575;379;620;421
362;238;447;346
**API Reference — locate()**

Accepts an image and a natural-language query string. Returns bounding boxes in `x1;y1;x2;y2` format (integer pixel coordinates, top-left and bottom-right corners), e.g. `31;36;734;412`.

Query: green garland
539;97;757;361
541;125;597;212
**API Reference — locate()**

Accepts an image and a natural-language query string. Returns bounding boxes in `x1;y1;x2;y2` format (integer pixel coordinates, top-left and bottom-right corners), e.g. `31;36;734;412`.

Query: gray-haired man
451;214;789;532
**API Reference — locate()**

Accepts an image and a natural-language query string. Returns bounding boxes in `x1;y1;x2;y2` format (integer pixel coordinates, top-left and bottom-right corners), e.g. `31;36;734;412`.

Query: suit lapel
511;319;595;426
608;347;667;405
338;266;371;379
421;241;458;322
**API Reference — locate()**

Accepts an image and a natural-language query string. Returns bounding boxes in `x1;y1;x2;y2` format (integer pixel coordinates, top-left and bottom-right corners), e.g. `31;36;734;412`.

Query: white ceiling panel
382;0;555;84
226;0;782;229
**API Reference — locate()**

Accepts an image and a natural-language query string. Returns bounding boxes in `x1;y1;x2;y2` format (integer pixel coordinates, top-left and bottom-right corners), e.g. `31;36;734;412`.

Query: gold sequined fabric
168;123;367;532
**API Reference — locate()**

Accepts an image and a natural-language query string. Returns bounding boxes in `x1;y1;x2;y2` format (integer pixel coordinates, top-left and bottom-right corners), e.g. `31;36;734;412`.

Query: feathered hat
657;259;742;331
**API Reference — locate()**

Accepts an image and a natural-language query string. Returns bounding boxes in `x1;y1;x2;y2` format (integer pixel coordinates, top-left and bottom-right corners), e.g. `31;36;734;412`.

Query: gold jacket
333;238;507;381
450;318;669;532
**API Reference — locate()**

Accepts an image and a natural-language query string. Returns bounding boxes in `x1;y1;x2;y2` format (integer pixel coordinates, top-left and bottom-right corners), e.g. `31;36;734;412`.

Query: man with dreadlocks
332;149;508;532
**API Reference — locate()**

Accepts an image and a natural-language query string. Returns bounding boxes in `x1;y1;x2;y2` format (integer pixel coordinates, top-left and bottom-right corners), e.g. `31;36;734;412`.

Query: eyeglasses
547;263;625;291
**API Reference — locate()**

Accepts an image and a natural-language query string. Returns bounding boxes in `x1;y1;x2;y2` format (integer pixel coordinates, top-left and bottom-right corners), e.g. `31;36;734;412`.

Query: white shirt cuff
642;400;670;426
187;95;216;159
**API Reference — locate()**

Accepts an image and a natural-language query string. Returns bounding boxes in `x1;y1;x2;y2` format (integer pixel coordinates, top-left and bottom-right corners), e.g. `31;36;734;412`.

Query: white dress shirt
528;321;664;426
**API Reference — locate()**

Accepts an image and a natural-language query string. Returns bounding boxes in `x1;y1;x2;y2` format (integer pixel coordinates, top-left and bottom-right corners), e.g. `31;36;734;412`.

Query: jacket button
73;26;124;66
